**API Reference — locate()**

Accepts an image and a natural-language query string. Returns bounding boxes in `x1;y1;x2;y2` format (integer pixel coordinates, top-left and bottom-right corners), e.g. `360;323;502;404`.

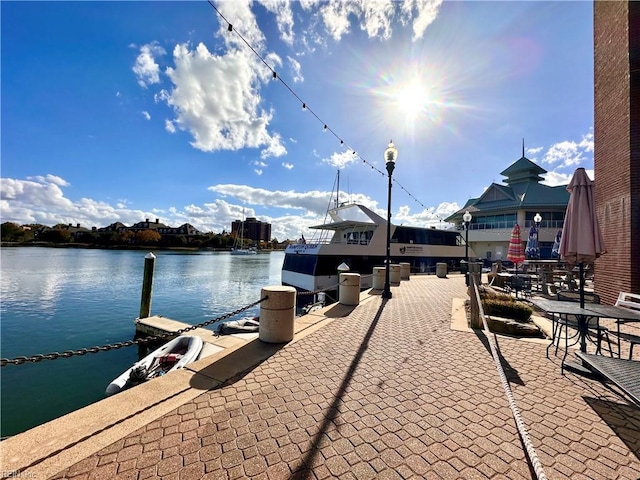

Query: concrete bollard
372;267;385;290
400;262;410;281
139;252;156;319
436;262;447;278
339;273;361;306
259;286;296;343
390;264;401;284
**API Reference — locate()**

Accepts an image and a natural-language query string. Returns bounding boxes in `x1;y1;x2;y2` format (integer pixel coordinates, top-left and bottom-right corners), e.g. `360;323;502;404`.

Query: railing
463;220;565;231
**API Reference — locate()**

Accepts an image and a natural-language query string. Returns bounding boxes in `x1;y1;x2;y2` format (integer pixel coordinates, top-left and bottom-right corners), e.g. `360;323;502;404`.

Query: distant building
102;218;203;237
231;217;271;243
445;153;570;264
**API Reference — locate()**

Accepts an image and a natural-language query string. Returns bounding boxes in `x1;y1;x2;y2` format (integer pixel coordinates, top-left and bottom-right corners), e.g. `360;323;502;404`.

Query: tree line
1;222;284;250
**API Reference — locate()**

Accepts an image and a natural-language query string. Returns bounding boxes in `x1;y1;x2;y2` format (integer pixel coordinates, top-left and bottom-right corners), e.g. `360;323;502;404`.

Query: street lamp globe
534;212;542;225
384;141;398;172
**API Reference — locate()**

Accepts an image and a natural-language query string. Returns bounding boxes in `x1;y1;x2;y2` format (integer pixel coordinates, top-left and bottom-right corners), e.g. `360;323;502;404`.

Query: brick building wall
231;217;272;242
594;1;640;303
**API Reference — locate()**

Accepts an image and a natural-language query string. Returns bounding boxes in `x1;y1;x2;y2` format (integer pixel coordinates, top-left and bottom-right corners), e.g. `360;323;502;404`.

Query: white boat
231;209;257;255
281;202;466;296
216;316;260;334
105;335;203;396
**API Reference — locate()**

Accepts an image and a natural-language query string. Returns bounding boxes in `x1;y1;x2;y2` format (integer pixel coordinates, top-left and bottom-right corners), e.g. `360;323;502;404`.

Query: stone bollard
339;273;361;306
436;262;447;278
400;262;410;281
372;267;385;290
259;286;296;343
390;264;401;284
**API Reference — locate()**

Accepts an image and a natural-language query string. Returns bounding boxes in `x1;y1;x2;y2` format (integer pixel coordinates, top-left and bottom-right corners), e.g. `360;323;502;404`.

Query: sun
393;81;432;120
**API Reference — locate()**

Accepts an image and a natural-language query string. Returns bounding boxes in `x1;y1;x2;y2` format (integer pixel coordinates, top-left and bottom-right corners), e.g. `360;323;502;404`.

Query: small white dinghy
216;316;259;335
105;335;203;396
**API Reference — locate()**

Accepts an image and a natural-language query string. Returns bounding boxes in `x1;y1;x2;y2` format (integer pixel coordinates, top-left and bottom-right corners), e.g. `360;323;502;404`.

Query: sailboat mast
336;170;340;209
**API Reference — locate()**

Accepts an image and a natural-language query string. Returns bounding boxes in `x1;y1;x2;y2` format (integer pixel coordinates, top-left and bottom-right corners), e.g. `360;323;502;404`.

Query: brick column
594;1;640;304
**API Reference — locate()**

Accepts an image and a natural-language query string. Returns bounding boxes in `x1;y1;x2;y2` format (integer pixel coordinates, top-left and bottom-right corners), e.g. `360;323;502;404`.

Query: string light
208;1;431;213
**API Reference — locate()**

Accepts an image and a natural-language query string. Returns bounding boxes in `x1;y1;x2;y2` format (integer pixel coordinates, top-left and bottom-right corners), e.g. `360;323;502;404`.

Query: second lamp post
463;210;472;286
382;141;398;300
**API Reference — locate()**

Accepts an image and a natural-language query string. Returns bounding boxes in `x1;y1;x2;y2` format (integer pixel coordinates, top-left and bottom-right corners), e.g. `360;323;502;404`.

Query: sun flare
393;81;432;120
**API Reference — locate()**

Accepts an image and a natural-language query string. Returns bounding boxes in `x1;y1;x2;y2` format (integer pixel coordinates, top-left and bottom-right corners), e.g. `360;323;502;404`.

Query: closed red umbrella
559;168;606;308
507;223;525;266
507;224;525;296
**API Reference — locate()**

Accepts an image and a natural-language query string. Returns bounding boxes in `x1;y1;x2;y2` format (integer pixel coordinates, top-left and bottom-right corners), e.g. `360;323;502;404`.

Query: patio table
530;299;610;373
531;299;640;374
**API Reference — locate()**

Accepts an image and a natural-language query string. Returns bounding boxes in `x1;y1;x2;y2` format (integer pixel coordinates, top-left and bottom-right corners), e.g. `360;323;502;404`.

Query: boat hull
105;335;203;396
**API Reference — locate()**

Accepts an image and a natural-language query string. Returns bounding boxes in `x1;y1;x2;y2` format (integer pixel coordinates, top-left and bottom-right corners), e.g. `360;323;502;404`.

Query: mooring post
139;252;156;319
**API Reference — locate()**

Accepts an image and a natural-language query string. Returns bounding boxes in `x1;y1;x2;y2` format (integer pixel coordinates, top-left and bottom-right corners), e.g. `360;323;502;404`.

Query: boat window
283;255;317;275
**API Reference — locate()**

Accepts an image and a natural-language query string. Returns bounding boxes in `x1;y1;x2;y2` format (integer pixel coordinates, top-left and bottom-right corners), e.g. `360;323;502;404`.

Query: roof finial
522;138;525;158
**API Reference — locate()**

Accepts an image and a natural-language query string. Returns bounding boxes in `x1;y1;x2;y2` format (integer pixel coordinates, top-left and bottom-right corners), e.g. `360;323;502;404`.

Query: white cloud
165;119;176;133
133;42;166;88
282;162;294;169
157;42;285;157
2;172;455;240
401;0;444;41
258;0;295;45
322;150;358;169
287;56;303;83
541;132;594;168
254;169;263;175
142;111;151;120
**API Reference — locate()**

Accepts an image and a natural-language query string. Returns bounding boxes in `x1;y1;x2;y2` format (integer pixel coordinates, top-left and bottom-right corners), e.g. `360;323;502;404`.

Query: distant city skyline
1;1;595;240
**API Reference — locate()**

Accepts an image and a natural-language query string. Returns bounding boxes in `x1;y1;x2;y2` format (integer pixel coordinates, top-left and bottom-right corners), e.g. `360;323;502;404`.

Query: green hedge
481;298;532;322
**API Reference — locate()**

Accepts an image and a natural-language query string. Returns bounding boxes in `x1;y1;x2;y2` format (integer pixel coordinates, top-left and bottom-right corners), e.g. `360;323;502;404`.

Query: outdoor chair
547;316;616;359
506;275;532;298
612;292;640;360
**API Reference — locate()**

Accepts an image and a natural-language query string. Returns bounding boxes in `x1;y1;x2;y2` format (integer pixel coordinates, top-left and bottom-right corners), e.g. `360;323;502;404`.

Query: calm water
0;247;285;437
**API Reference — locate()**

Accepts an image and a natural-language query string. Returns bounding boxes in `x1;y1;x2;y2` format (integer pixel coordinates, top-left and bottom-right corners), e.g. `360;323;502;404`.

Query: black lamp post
463;210;472;286
381;141;398;300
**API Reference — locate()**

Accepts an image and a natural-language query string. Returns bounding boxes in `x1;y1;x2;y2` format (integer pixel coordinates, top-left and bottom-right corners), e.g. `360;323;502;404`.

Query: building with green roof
444;151;569;265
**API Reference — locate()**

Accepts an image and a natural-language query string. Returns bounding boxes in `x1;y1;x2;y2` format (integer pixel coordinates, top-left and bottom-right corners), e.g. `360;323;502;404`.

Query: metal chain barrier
0;296;268;367
296;272;373;298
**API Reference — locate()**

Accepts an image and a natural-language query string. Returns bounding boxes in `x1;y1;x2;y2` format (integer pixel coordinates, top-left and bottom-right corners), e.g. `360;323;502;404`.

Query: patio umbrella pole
579;262;584;309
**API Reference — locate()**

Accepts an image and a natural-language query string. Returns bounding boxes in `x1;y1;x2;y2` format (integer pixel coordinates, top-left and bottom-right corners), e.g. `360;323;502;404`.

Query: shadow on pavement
473;328;525;386
585;396;640;461
293;298;387;478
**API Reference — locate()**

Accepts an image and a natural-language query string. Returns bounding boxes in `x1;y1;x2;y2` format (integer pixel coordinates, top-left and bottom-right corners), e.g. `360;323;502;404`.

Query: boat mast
335;169;340;209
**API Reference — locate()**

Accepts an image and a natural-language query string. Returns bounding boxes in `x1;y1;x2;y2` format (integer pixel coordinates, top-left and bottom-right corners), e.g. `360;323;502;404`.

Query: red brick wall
594;1;640;304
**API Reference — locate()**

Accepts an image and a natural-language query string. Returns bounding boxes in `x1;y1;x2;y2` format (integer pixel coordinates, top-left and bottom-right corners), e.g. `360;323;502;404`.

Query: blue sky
1;1;595;241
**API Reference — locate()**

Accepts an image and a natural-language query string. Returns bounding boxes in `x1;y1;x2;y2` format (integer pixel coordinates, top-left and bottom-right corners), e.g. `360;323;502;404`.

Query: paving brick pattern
52;276;640;479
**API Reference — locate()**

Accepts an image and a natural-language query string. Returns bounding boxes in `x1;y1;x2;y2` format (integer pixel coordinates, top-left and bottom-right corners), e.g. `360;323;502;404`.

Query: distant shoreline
0;242;285;252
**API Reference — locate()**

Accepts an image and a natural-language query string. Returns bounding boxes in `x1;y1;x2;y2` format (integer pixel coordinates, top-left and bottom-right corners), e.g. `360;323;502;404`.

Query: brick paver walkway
51;276;640;479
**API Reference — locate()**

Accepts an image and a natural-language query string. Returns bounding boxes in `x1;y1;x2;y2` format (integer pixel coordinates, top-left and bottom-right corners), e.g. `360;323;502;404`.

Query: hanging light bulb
323;125;328;132
272;71;277;80
227;24;233;32
302;103;306;111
